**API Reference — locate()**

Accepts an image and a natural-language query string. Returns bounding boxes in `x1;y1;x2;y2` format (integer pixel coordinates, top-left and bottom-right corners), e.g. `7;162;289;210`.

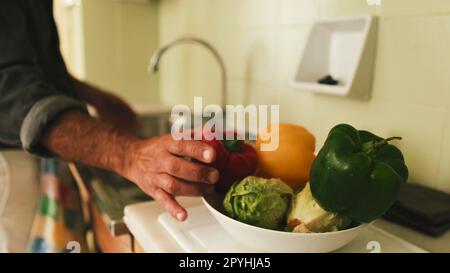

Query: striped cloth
28;158;87;253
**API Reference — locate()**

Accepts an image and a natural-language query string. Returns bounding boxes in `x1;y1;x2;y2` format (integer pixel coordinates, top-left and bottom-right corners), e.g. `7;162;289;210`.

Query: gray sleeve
0;2;87;157
20;96;88;157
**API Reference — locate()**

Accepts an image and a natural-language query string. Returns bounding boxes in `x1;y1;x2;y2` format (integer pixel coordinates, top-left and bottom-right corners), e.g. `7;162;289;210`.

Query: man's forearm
41;110;220;221
42;110;136;175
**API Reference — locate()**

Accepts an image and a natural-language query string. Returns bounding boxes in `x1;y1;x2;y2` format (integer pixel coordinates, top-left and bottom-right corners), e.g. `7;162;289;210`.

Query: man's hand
122;135;219;221
42;111;218;221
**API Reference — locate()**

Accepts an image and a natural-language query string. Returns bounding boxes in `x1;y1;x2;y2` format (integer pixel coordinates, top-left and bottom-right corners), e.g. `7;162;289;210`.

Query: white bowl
202;193;369;253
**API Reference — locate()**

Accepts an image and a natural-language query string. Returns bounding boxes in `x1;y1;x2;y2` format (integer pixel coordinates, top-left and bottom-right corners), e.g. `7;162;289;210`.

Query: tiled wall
157;0;450;192
56;0;160;104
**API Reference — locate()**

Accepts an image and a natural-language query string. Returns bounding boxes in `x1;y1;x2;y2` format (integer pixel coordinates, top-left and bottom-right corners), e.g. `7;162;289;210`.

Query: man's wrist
106;129;141;179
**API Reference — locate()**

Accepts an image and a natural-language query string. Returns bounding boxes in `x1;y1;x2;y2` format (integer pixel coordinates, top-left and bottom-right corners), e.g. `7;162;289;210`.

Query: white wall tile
280;0;323;26
278;83;315;131
381;0;450;17
184;45;224;106
220;30;280;84
194;0;281;30
276;27;311;84
246;81;280;106
372;16;450;107
158;46;189;106
81;0;159;103
158;0;189;43
226;80;247;105
229;0;280;29
321;0;381;18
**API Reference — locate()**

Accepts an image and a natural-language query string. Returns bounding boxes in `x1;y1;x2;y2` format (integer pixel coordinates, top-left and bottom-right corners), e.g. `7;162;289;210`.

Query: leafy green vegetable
223;176;293;230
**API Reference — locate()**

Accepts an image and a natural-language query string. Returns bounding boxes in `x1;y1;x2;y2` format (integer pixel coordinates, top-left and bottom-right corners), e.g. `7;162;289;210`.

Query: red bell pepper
202;132;258;193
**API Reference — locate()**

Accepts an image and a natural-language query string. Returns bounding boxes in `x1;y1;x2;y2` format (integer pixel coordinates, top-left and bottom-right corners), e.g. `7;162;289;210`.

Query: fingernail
203;150;213;161
207;170;219;183
176;212;185;221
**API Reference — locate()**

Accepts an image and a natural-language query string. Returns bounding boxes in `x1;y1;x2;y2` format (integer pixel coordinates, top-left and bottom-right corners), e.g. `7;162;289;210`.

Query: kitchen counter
124;198;200;253
123;198;450;253
373;218;450;253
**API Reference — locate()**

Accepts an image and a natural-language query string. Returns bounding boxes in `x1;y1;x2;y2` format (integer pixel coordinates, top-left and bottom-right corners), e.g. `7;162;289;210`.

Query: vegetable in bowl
201;130;258;193
223;176;293;230
310;124;408;223
221;123;408;234
287;183;352;233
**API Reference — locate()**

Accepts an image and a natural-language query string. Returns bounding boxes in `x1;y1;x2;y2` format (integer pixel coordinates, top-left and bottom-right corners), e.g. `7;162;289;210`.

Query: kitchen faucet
148;36;227;109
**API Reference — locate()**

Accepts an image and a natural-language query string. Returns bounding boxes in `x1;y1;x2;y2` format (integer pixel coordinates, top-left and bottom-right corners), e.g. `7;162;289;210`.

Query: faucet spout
148;36;227;109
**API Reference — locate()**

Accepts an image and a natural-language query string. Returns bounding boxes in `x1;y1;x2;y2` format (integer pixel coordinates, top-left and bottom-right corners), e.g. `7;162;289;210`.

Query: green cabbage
223;176;293;230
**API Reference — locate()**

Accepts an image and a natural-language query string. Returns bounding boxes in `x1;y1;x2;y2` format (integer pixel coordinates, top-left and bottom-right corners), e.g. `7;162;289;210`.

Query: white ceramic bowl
202;193;368;253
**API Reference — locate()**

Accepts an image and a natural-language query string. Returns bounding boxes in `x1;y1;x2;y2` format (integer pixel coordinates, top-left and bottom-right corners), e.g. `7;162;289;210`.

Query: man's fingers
163;154;219;184
165;138;216;164
153;189;187;221
156;174;214;196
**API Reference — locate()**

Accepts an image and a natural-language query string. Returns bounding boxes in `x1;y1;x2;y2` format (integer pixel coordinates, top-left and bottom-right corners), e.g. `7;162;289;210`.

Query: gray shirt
0;0;86;156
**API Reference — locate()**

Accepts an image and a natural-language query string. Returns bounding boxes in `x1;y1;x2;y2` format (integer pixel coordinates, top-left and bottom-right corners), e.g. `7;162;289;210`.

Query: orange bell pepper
255;123;315;190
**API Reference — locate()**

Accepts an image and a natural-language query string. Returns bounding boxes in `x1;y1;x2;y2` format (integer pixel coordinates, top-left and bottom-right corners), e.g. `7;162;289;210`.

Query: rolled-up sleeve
0;1;87;156
19;95;86;155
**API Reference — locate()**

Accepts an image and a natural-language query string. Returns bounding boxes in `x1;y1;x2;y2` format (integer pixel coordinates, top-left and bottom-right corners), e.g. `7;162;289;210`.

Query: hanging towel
28;158;88;252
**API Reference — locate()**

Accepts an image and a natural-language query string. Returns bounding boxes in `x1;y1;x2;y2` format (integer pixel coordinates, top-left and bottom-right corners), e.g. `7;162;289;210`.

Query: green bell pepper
310;124;408;223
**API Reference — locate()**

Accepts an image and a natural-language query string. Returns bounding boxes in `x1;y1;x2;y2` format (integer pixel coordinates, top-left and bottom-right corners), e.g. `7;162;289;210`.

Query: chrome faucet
148;36;227;109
